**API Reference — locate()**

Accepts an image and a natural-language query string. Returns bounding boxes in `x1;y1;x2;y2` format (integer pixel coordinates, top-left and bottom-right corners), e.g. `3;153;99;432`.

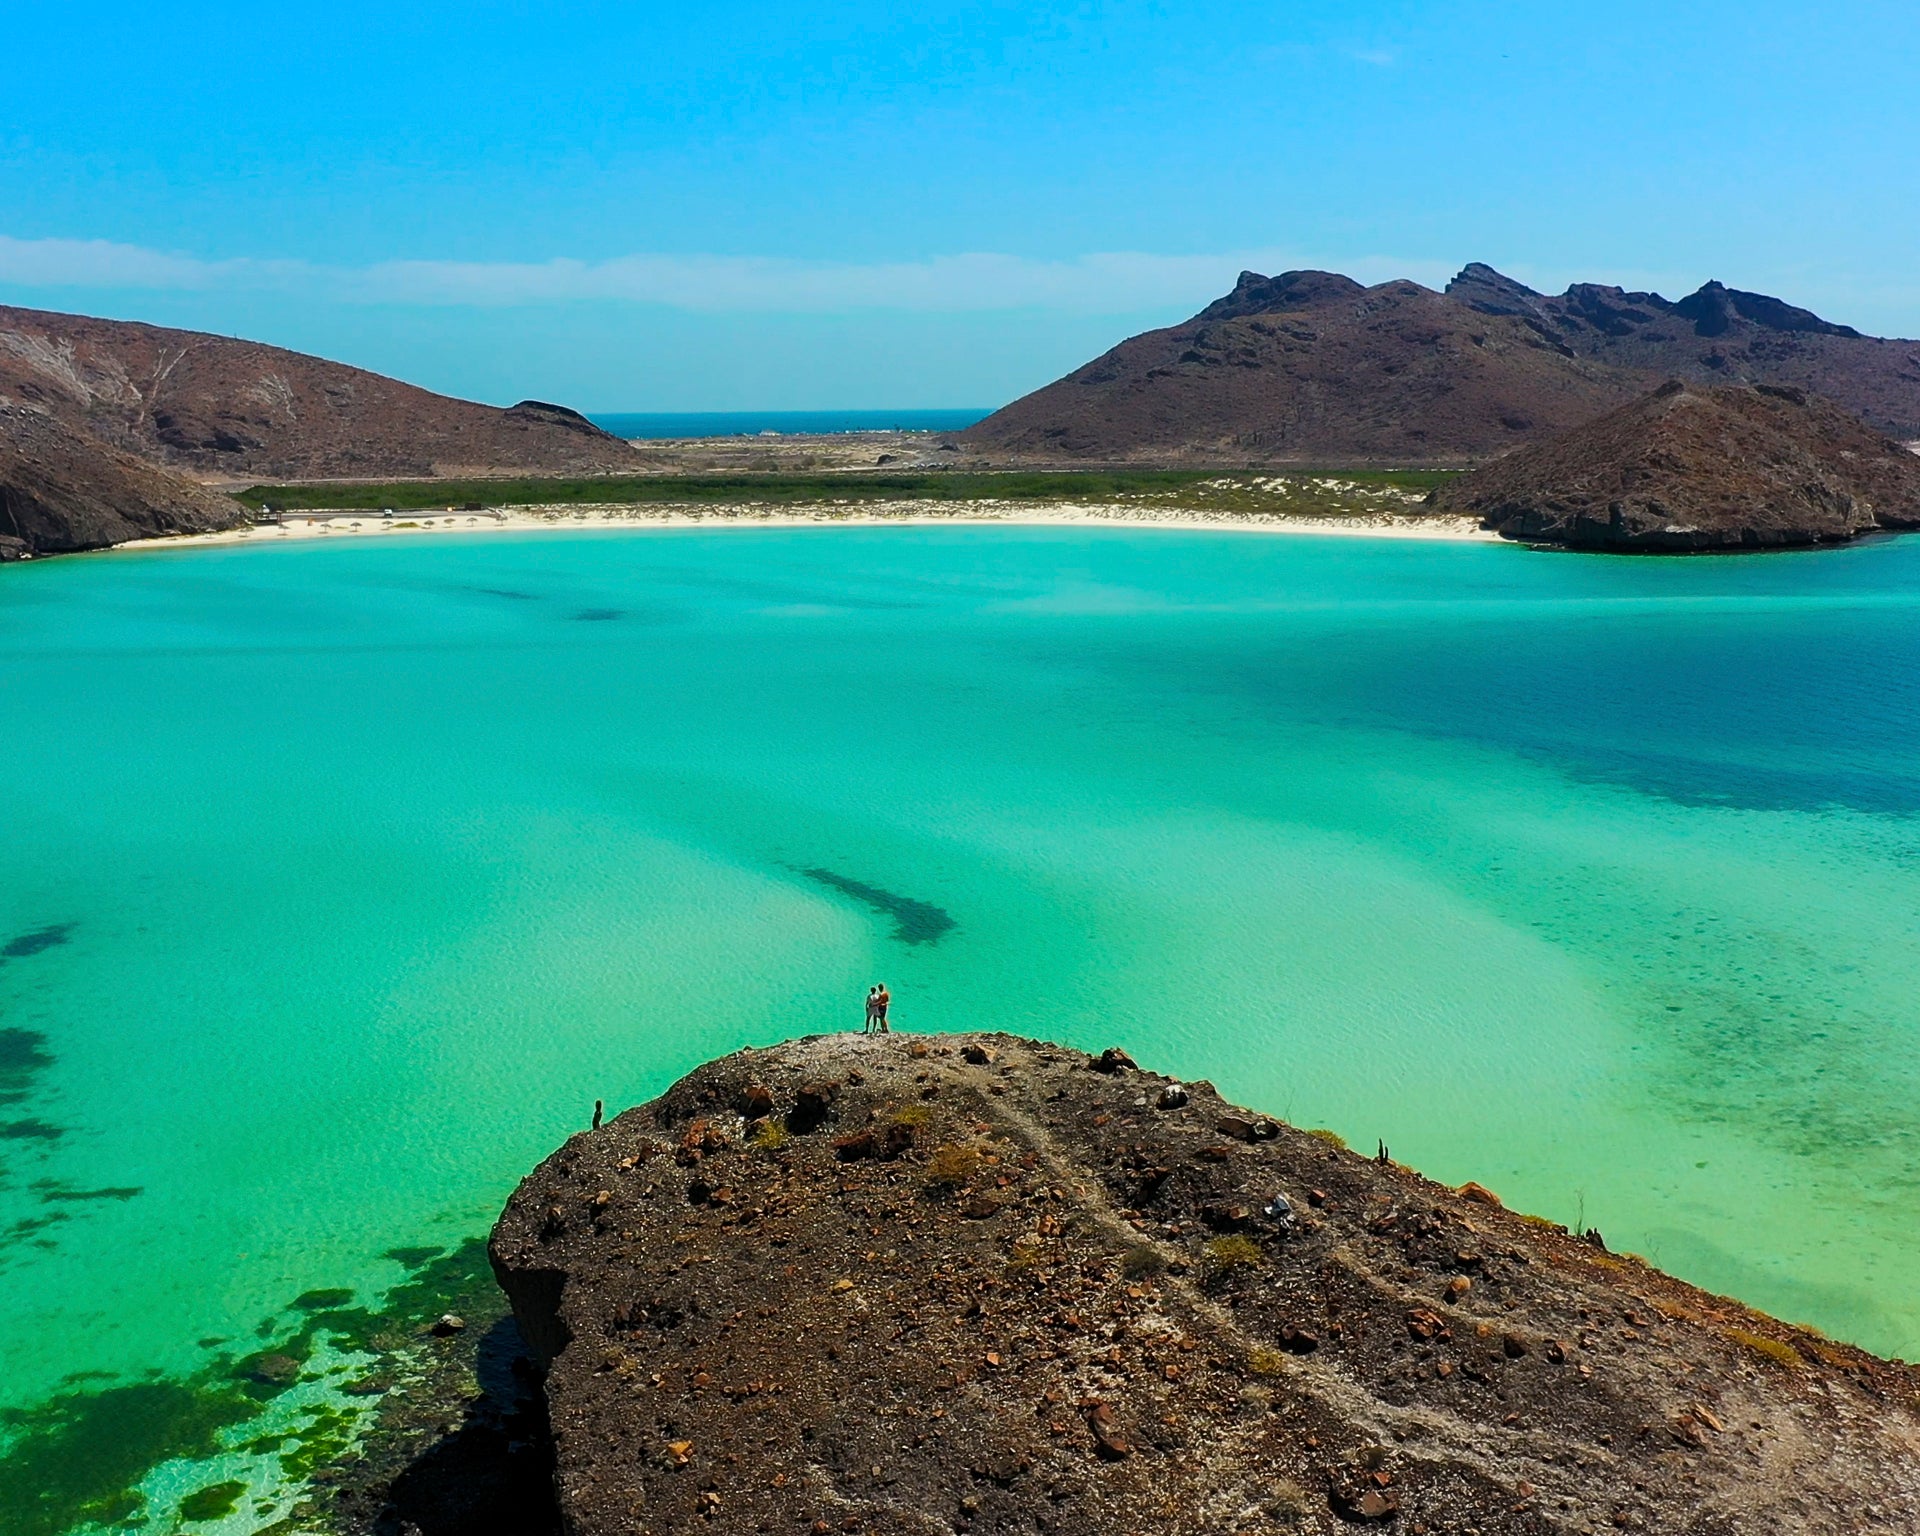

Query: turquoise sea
5;525;1920;1526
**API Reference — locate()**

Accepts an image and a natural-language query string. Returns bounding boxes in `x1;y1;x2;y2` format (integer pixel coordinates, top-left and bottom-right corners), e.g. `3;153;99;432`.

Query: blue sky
4;1;1915;409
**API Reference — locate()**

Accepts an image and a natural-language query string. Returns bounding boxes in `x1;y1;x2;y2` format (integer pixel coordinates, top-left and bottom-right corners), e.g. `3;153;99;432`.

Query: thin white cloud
0;234;1454;314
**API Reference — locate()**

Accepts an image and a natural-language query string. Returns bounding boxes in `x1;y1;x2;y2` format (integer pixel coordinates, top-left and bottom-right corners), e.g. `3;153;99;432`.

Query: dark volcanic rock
1430;381;1920;550
0;305;653;480
491;1033;1920;1535
962;264;1920;466
0;405;246;557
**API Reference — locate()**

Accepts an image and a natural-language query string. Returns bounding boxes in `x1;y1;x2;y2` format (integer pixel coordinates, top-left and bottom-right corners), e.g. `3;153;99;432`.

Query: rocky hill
0;304;650;481
1447;265;1920;440
0;405;246;559
491;1033;1920;1535
961;266;1920;465
1430;381;1920;551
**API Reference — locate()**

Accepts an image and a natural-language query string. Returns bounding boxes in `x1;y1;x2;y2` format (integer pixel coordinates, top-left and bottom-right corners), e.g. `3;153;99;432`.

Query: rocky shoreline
1430;381;1920;551
486;1032;1920;1534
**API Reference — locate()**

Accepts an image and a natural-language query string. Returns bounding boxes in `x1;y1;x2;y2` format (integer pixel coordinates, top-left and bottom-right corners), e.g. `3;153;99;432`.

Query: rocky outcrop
0;305;652;481
491;1033;1920;1534
0;405;246;559
1429;381;1920;551
961;265;1920;465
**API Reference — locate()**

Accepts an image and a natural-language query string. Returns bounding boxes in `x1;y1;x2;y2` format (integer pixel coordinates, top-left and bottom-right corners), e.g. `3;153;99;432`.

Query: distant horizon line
585;407;994;439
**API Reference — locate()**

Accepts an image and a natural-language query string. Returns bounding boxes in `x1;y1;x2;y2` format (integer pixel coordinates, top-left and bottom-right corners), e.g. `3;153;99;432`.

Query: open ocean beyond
5;525;1920;1526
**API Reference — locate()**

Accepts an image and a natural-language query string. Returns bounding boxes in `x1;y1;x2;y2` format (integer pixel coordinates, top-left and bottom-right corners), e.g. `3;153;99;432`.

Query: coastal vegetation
233;467;1456;517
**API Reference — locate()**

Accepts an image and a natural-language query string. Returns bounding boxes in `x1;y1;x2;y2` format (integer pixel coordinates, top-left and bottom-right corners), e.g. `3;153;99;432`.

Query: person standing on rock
876;983;892;1033
864;985;882;1033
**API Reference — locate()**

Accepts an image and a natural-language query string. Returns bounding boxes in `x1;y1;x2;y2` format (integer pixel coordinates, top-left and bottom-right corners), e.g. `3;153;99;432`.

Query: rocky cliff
491;1033;1920;1535
1429;381;1920;551
961;266;1920;465
0;405;246;559
0;304;651;481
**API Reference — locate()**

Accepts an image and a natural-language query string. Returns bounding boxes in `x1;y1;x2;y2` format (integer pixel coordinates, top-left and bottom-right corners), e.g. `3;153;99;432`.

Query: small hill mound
0;406;245;559
1430;381;1920;550
0;305;651;480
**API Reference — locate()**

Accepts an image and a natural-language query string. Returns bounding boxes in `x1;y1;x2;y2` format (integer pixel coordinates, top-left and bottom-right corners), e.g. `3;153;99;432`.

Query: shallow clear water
5;526;1920;1520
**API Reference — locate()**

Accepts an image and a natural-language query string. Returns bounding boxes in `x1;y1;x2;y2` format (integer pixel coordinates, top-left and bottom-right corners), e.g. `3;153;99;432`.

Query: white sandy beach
114;499;1500;554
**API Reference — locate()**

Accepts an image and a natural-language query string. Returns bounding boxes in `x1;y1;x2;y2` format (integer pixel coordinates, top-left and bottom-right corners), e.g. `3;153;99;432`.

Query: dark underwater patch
796;867;957;946
570;607;624;622
0;1378;258;1536
1494;738;1920;818
177;1478;247;1521
37;1183;142;1203
292;1288;356;1312
0;1119;62;1142
468;587;541;601
0;924;73;962
384;1244;445;1268
0;1028;53;1106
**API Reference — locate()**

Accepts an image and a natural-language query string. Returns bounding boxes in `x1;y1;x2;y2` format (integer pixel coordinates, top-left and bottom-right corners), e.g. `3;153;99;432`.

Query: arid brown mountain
0;304;651;481
962;266;1920;465
0;406;246;560
492;1032;1920;1535
1431;380;1920;551
1447;265;1920;440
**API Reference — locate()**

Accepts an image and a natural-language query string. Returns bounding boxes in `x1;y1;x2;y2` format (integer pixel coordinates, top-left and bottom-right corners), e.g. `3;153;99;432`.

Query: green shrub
748;1120;789;1152
1203;1235;1264;1272
1727;1328;1802;1369
924;1143;980;1188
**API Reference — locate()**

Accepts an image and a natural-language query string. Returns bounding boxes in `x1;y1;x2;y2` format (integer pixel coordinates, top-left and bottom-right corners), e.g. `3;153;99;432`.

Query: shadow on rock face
343;1317;561;1536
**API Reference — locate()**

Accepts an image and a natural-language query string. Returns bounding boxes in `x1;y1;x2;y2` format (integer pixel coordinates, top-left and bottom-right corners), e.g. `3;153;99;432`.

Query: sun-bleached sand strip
120;501;1503;549
113;498;1501;555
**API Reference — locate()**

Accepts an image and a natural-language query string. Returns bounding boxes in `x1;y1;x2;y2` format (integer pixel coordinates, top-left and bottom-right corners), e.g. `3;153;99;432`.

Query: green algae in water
794;866;957;946
0;1238;505;1536
177;1480;247;1522
0;1380;258;1536
289;1288;355;1312
0;1118;64;1141
0;1028;53;1106
0;923;74;962
275;1406;359;1480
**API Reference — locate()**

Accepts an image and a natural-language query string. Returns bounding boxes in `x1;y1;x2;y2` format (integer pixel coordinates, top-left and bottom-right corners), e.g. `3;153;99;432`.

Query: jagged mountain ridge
1445;264;1920;438
962;265;1920;465
0;304;652;481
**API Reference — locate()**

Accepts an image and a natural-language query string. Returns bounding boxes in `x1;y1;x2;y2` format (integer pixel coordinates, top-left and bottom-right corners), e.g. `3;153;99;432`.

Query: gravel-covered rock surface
492;1033;1920;1534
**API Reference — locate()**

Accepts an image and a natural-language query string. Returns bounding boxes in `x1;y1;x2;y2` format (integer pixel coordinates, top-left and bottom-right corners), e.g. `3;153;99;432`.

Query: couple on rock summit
863;983;892;1033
